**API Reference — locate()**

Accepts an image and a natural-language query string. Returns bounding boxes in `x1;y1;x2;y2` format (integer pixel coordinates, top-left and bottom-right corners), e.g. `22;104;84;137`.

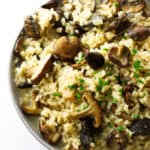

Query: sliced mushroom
106;130;128;150
80;118;94;150
71;92;102;128
108;46;130;67
17;82;33;89
123;84;136;107
85;52;105;70
129;118;150;135
106;14;131;34
41;0;58;9
127;25;150;41
24;16;41;38
21;90;41;115
31;54;54;84
119;0;145;13
53;36;80;60
39;118;61;144
80;0;96;12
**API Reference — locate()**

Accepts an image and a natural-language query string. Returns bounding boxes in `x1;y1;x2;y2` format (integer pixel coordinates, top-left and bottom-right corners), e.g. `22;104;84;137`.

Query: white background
0;1;48;150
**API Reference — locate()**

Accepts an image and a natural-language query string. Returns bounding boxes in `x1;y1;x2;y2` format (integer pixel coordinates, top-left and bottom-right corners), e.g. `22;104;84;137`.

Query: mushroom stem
21;90;41;115
71;92;102;128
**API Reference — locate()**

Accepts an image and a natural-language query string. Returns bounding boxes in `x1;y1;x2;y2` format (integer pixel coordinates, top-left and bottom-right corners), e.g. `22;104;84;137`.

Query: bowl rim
9;14;56;150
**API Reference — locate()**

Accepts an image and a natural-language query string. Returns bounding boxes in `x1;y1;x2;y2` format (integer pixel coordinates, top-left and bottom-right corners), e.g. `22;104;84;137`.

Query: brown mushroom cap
106;130;128;150
71;92;102;128
127;25;150;41
106;14;131;34
108;46;130;67
53;36;80;60
31;54;54;84
41;0;58;9
39;118;61;144
24;16;41;38
129;118;150;135
85;52;105;70
21;90;41;115
119;0;145;13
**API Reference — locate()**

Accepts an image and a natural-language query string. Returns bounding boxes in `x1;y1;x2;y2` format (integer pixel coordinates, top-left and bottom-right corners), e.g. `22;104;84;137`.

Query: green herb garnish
52;92;61;97
133;72;139;79
96;78;108;91
78;78;85;84
68;84;77;90
131;49;138;56
113;1;119;7
117;126;125;132
108;122;114;128
132;114;139;120
75;54;85;64
75;92;82;101
138;79;144;84
133;60;142;71
102;47;109;52
118;89;124;97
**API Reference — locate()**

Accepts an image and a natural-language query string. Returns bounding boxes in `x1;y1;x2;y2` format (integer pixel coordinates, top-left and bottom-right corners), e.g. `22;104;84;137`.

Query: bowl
9;0;150;150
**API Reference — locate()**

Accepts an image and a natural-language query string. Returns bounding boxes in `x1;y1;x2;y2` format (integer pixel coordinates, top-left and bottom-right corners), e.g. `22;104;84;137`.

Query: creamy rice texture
13;0;150;150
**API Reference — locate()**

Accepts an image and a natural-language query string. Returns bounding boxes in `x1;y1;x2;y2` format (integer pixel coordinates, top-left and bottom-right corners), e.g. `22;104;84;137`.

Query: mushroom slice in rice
127;25;150;41
129;118;150;135
118;0;145;13
108;46;130;67
106;13;131;34
71;92;102;128
24;16;41;38
85;52;105;70
41;0;58;9
53;36;80;60
31;54;54;84
80;118;94;150
21;90;41;115
106;130;128;150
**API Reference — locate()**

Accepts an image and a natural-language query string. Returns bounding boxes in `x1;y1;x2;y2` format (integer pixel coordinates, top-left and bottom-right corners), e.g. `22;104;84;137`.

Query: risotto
13;0;150;150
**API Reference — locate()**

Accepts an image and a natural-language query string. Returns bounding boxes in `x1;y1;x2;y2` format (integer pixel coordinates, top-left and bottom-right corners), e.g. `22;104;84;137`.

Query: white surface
0;1;48;150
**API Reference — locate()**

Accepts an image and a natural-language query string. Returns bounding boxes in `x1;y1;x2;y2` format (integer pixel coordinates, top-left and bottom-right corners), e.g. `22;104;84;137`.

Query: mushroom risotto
13;0;150;149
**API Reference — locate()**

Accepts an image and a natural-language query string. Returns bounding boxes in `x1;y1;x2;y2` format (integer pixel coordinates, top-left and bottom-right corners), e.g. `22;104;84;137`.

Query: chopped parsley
102;47;109;52
118;89;124;97
131;49;138;56
132;114;139;120
75;53;85;64
52;92;61;97
79;85;84;92
96;78;108;91
78;78;85;84
117;126;125;132
108;122;114;128
75;92;82;101
137;79;144;84
133;72;139;79
68;84;77;90
133;60;142;71
113;1;119;7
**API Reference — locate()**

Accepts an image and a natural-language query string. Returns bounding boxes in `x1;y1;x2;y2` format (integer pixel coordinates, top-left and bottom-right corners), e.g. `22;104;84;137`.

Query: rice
13;0;150;150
